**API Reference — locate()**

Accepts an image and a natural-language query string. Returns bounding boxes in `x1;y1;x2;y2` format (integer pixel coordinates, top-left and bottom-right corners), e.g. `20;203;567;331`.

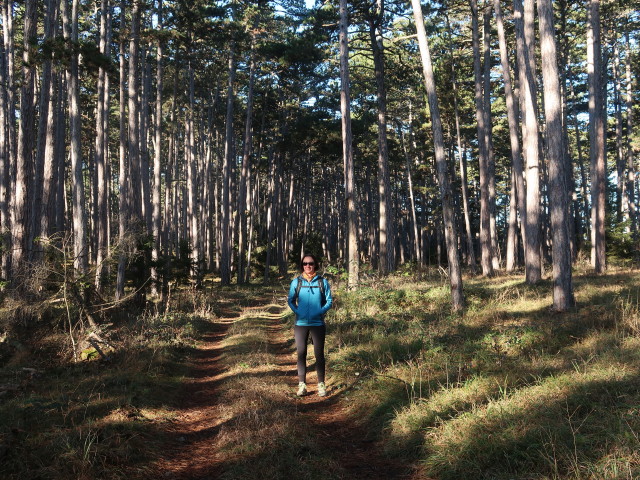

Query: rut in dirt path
149;295;415;480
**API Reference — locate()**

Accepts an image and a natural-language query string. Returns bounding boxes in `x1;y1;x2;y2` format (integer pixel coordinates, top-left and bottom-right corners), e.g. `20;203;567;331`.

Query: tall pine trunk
61;0;88;276
515;0;541;283
0;6;10;279
587;0;606;273
471;0;493;277
494;0;525;271
220;41;236;285
152;0;163;296
95;0;109;290
238;32;256;284
368;1;394;274
13;0;37;273
538;0;574;310
625;29;637;240
483;4;499;271
411;0;463;311
116;0;129;300
339;0;359;288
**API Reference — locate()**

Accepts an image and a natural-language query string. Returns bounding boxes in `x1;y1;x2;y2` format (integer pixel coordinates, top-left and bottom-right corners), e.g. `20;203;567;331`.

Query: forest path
150;292;415;480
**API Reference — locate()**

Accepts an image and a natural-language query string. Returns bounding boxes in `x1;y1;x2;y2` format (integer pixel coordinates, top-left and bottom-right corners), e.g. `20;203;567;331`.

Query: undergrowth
1;267;640;479
0;287;218;480
326;267;640;479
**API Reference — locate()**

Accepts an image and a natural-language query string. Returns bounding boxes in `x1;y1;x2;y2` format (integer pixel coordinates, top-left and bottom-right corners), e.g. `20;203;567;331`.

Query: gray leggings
294;325;326;383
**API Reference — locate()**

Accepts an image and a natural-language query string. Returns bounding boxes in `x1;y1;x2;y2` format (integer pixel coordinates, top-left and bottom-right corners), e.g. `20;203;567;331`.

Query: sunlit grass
325;268;640;479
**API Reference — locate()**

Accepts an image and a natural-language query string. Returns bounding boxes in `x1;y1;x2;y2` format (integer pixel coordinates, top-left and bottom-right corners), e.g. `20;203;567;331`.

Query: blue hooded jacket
287;275;333;326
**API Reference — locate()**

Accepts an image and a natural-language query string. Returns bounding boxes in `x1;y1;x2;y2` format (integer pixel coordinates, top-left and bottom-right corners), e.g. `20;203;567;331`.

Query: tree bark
238;32;256;284
0;6;10;279
538;0;574;311
483;4;500;271
587;0;606;273
411;0;464;311
128;0;142;228
12;0;38;273
495;0;526;272
515;0;542;283
187;59;200;283
397;124;421;266
221;40;236;285
368;0;394;275
470;0;493;277
151;0;163;296
625;28;637;240
69;0;88;275
95;0;109;290
340;0;359;288
116;0;129;300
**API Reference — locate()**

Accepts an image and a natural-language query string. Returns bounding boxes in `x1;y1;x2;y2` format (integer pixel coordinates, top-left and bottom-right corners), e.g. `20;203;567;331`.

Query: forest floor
2;267;639;479
151;292;415;480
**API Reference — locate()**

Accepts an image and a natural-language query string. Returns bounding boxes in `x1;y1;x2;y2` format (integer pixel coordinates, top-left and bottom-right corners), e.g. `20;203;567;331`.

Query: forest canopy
0;0;638;311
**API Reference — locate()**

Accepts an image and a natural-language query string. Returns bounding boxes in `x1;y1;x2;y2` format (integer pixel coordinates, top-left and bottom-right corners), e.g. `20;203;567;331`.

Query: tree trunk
339;0;359;288
151;0;163;296
448;36;477;273
116;0;129;300
12;0;38;273
221;41;236;286
411;0;464;311
187;59;200;284
32;0;59;263
587;0;606;273
368;1;394;275
494;0;526;272
515;0;541;283
625;28;637;240
95;0;109;290
238;32;256;284
483;4;500;271
397;124;421;266
2;1;16;215
62;0;88;276
128;0;142;228
140;48;152;234
0;6;10;279
538;0;574;311
470;0;493;277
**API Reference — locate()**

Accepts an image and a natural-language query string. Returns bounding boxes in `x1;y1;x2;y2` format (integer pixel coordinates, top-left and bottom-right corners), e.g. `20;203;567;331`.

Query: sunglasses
302;262;315;266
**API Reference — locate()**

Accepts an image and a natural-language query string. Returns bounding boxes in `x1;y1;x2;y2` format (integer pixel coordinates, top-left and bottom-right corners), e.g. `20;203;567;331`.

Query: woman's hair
299;253;320;272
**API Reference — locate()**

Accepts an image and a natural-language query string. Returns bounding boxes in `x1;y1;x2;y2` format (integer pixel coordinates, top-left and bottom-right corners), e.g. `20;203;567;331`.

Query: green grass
326;267;640;479
1;269;640;479
0;289;218;480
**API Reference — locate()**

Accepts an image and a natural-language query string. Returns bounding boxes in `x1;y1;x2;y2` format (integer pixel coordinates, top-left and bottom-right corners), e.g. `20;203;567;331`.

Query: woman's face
302;256;316;275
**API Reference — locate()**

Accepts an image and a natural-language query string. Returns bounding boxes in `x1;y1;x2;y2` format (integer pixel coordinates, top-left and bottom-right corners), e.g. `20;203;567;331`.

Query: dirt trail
151;297;415;480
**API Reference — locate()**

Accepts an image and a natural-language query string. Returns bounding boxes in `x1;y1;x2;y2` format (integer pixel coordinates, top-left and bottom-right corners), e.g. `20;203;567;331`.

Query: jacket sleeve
320;278;333;315
287;280;299;314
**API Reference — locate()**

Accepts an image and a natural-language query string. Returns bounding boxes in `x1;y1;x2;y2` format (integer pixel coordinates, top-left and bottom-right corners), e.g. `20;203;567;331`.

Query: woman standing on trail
288;254;333;397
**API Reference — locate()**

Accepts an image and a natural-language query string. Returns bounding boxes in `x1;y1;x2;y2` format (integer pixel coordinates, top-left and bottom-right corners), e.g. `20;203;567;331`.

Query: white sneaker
297;382;307;396
317;382;326;397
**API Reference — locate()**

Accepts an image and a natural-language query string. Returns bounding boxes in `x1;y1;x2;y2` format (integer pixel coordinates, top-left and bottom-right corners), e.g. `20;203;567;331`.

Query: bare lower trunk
471;0;492;277
340;0;359;288
587;0;606;273
116;0;128;300
95;0;109;290
412;0;463;311
221;41;236;285
515;0;541;283
13;0;38;273
538;0;574;311
495;0;525;271
151;0;163;296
